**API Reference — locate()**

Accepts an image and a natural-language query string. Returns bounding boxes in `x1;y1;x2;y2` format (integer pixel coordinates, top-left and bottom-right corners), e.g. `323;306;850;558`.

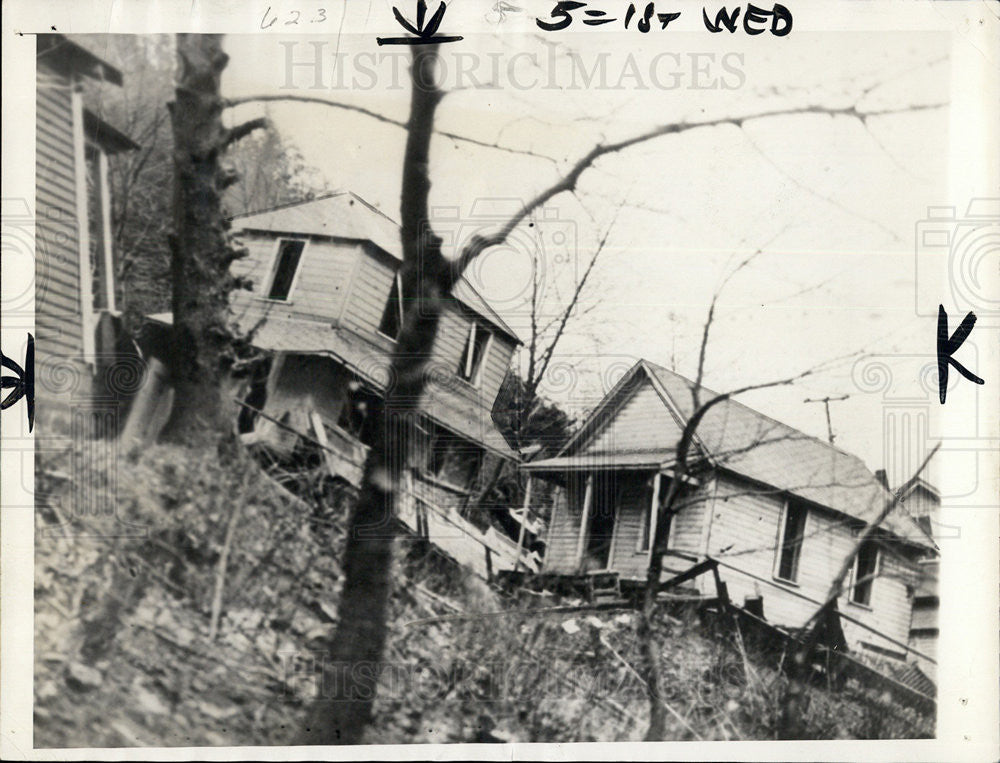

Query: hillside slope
33;444;933;746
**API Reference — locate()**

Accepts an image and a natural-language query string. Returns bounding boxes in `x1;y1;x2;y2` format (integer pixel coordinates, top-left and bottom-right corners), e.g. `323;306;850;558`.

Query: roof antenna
804;394;850;445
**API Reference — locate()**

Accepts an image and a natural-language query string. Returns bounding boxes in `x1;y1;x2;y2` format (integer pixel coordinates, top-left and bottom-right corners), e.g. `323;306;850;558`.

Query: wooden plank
514;475;532;572
575;474;593;568
659;558;718;592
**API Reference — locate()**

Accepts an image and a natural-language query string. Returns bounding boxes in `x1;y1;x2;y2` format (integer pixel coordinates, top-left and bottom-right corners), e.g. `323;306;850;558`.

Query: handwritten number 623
260;6;327;29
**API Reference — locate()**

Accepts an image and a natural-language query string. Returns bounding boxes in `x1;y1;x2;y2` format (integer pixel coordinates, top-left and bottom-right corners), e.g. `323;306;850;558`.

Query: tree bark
300;45;450;745
159;34;248;447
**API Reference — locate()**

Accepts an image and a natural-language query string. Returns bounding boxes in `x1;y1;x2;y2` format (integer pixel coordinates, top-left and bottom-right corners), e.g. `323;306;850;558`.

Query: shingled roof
533;359;933;549
232;193;520;343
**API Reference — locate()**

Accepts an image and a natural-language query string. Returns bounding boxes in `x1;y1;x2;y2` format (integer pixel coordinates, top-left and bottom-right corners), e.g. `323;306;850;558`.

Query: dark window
379;273;404;339
426;430;482;489
851;540;879;606
336;381;381;447
776;502;807;582
458;322;490;383
237;358;272;434
85;144;111;310
266;239;305;300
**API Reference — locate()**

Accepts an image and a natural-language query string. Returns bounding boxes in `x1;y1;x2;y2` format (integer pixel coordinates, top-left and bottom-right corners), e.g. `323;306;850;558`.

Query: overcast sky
218;7;962;485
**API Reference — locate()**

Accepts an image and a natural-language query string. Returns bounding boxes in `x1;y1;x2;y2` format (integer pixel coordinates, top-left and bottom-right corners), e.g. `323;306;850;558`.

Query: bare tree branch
224;117;269;148
529;210;620;399
223;93;556;162
448;101;946;286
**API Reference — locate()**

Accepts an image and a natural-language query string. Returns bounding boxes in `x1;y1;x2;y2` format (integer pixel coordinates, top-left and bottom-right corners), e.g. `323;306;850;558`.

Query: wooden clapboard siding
908;631;936;680
578;379;682;456
607;473;653;579
35;64;83;366
427;306;515;404
668;482;708;556
543;479;585;574
230;233;360;324
229;228;517;414
342;245;395;335
481;331;513;404
432;307;469;374
707;474;918;651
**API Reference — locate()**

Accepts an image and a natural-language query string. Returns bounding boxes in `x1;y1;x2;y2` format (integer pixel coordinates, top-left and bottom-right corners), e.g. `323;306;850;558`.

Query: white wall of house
705;473;919;657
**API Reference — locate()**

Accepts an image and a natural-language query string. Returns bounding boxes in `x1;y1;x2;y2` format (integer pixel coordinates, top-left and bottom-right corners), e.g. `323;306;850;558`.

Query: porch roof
547;358;935;550
145;312;515;459
522;452;668;471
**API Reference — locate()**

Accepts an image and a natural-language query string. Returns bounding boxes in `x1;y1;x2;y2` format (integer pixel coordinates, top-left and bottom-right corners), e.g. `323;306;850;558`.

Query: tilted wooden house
142;192;536;577
523;359;935;662
35;34;138;410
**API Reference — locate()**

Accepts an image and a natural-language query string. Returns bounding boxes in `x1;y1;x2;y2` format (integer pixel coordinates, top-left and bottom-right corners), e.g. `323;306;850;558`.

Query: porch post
514;475;532;572
97;150;116;311
641;471;662;557
575;474;594;568
71;86;95;362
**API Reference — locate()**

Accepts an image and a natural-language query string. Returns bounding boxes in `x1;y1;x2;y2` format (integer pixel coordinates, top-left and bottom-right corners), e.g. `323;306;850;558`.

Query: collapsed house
521;359;937;671
134;193;542;578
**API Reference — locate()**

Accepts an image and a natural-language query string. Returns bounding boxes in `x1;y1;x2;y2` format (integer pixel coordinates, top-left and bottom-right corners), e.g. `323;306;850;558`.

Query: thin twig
209;501;244;642
597;632;704;740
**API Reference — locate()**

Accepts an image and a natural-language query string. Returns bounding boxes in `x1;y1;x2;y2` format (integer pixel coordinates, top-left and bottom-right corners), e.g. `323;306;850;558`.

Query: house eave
84;109;140;153
37;34;124;86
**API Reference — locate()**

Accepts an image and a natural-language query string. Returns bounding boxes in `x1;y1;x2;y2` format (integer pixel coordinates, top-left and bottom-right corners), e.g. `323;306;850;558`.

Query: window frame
262;237;308;302
457;320;493;387
773;499;808;585
420;427;483;494
849;539;880;608
84;140;115;312
377;271;406;341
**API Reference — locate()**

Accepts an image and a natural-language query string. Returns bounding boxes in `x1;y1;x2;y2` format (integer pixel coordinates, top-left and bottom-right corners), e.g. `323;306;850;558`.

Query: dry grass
33;441;933;747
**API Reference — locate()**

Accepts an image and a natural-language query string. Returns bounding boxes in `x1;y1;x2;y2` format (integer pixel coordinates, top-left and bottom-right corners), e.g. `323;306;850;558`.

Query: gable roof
531;359;932;549
232;193;520;343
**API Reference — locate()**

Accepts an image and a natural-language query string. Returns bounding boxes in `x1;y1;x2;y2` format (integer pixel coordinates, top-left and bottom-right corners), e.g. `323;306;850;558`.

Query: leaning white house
522;359;936;664
134;192;538;578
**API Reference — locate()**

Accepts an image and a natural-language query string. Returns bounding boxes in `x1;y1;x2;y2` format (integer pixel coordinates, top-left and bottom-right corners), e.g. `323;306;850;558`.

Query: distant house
35;34;138;408
523;359;935;662
139;192;537;577
898;478;940;681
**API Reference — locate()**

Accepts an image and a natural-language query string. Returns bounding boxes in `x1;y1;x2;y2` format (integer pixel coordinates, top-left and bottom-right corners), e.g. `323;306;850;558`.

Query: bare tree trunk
301;44;450;745
159;34;263;447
